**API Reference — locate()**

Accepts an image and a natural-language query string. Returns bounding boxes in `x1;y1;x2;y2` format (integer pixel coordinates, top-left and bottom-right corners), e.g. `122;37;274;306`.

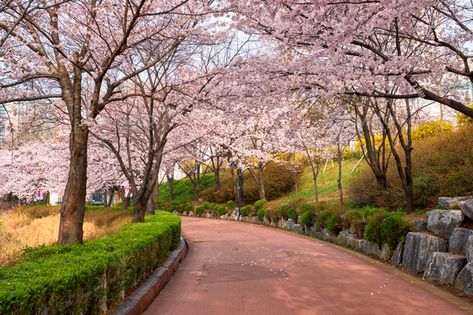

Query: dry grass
0;205;132;265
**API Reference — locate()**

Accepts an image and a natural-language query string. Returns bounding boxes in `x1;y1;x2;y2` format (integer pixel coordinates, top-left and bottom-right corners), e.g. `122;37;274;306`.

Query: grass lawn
268;158;363;208
158;174;215;205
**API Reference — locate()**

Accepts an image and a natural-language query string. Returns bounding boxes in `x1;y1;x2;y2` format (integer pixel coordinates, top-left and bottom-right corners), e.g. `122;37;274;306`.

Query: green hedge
0;211;181;315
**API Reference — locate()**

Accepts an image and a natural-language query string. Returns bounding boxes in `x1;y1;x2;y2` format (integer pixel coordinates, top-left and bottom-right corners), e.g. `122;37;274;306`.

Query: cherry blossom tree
0;0;218;243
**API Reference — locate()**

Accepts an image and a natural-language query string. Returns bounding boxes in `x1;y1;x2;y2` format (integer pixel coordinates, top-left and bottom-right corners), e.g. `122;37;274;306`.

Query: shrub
0;212;180;315
380;211;410;249
257;208;266;221
300;211;315;227
254;199;267;211
345;209;365;236
364;208;388;243
327;215;343;234
279;205;288;220
213;205;226;216
239;205;252;217
195;206;205;216
287;208;297;221
226;200;235;210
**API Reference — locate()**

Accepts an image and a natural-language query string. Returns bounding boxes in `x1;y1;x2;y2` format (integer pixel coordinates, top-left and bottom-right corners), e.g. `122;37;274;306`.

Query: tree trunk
166;172;174;202
337;153;344;207
58;126;89;244
146;184;158;215
257;162;265;200
215;165;221;191
132;197;146;223
118;187;129;209
236;166;244;218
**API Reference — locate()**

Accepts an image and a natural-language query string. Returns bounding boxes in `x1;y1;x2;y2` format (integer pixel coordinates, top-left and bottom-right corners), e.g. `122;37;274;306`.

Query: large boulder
336;230;357;246
410;220;427;232
449;228;473;255
424;252;467;285
402;232;447;274
321;228;336;242
358;240;381;257
379;243;392;262
437;196;471;210
391;241;405;267
427;210;464;239
454;263;473;295
465;235;473;262
460;199;473;220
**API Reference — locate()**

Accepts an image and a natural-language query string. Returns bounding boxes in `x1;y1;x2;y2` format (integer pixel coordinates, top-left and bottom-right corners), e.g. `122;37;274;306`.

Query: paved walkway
145;217;473;315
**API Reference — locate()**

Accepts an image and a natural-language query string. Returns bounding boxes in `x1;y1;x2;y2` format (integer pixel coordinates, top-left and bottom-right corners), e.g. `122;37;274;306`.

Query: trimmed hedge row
0;211;181;315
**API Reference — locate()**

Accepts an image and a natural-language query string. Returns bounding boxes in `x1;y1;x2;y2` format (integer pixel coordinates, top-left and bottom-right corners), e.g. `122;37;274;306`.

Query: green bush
195;206;205;216
300;211;315;227
213;205;226;216
240;205;252;217
279;205;288;220
257;208;266;221
254;199;267;211
287;208;297;221
380;211;410;249
226;200;235;210
0;212;180;315
327;215;343;234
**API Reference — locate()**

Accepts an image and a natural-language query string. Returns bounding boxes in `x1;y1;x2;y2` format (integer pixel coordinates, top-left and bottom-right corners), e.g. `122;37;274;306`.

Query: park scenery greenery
0;211;180;314
2;0;473;312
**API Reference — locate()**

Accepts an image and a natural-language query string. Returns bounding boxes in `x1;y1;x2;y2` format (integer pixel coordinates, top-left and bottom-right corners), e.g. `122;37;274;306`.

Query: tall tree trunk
58;126;89;244
236;166;244;218
166;172;174;202
257;161;265;200
146;182;159;215
337;151;344;207
215;164;221;192
133;197;146;223
118;187;129;209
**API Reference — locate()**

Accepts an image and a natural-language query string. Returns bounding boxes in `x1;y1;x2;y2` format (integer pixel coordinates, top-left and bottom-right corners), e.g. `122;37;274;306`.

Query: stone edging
111;237;189;315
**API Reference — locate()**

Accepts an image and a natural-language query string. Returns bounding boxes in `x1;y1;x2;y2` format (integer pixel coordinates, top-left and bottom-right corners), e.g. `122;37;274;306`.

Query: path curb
111;237;189;315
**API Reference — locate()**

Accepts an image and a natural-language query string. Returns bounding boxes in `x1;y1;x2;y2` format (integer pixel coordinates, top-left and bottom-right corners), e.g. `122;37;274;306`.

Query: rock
410;220;427;232
188;211;194;217
427;210;464;239
345;236;359;249
449;228;473;255
465;235;473;262
172;210;178;215
437;196;471;210
292;224;302;233
358;240;380;257
313;231;323;239
391;241;405;267
460;199;473;220
402;232;447;274
263;217;271;226
322;228;336;242
287;218;295;229
379;243;392;262
278;218;287;229
336;230;357;246
455;263;473;295
424;252;467;285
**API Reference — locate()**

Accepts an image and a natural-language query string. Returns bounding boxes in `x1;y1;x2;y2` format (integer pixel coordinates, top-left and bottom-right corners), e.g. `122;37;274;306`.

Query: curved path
145;217;473;315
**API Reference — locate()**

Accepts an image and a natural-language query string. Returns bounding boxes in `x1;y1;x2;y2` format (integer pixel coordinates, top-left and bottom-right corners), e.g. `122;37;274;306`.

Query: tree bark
257;161;266;200
132;197;146;223
337;149;344;207
166;172;174;202
58;126;89;244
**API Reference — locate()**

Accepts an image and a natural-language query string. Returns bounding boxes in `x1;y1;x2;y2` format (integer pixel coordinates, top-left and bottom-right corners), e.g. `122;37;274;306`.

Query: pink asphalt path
144;217;473;315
